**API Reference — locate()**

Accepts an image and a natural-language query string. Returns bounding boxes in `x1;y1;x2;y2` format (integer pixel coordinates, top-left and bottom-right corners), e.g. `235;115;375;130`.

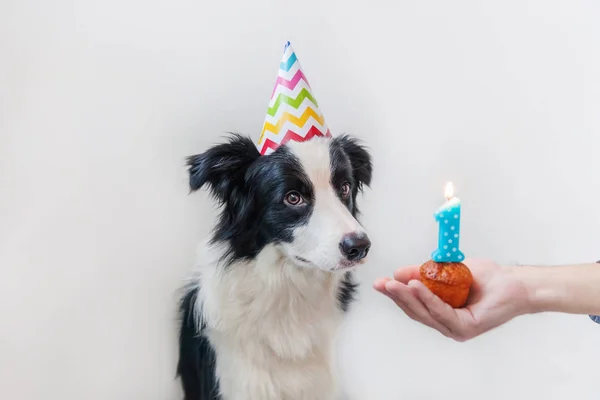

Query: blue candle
431;182;465;263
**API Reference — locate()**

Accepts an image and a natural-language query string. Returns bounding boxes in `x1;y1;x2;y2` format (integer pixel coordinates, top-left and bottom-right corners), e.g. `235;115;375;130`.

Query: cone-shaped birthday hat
256;41;331;155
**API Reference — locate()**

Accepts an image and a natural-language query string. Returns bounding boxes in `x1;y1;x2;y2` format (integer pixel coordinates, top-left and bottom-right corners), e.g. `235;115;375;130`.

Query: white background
1;0;599;399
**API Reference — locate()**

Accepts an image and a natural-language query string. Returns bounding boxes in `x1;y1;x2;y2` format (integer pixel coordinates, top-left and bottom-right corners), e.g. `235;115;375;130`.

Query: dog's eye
284;191;304;206
341;182;351;197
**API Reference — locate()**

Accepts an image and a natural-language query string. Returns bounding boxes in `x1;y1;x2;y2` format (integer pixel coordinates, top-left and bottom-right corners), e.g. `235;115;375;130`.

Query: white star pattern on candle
444;220;448;224
443;245;448;249
451;226;455;230
446;253;451;257
448;239;453;243
454;214;458;219
452;248;457;252
437;255;442;260
454;234;458;238
444;232;448;236
458;255;463;260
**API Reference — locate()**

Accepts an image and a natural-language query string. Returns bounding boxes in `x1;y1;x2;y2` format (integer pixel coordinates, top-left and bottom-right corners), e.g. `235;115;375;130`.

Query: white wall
1;0;599;399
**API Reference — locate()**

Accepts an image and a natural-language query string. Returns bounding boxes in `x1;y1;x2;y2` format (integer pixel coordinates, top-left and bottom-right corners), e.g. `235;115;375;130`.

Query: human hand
373;259;531;341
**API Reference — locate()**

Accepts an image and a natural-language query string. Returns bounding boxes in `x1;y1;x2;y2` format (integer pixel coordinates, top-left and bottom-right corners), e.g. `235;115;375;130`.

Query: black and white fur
177;133;373;400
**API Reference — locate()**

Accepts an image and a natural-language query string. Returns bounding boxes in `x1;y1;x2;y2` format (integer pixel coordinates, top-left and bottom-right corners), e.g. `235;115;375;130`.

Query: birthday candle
431;182;465;263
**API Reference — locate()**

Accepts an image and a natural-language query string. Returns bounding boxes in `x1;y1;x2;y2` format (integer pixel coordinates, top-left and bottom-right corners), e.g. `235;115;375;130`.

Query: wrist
504;266;543;315
514;263;600;315
514;266;555;314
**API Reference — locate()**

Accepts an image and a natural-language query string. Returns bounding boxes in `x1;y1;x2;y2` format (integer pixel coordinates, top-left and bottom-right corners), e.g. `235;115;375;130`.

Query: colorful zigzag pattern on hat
257;41;331;155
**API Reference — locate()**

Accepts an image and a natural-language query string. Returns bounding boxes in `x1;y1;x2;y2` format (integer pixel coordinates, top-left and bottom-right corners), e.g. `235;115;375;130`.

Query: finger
381;281;421;320
374;278;415;315
386;282;453;338
380;287;418;319
384;280;453;337
408;280;471;340
391;298;420;322
393;265;422;284
373;277;391;293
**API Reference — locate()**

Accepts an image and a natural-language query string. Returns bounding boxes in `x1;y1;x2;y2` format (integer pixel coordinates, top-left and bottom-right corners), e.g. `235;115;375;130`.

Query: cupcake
419;260;473;308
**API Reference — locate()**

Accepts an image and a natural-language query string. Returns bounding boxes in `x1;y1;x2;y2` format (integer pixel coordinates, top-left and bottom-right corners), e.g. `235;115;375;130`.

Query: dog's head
187;133;372;272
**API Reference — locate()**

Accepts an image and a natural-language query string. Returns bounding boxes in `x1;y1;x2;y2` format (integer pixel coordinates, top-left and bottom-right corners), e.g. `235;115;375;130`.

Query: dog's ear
334;135;373;191
186;134;260;202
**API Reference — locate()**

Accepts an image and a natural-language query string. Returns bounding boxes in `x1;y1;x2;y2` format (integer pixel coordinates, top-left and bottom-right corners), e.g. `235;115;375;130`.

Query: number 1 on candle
431;182;465;263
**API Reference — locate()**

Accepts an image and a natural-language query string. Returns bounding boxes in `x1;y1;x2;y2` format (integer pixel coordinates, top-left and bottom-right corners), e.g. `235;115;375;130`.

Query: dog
177;132;373;400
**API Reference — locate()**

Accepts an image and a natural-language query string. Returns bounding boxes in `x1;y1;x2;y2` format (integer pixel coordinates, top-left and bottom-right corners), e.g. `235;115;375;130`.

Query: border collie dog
177;133;373;400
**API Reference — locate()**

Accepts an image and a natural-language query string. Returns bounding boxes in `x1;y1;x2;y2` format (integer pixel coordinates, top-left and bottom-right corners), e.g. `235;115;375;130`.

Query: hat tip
284;40;291;50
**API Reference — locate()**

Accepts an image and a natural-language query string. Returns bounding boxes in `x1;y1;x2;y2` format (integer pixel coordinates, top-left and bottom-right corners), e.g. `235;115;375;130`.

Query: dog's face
187;134;372;272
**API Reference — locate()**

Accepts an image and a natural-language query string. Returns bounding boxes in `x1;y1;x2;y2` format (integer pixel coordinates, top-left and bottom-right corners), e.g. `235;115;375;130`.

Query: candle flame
444;182;454;200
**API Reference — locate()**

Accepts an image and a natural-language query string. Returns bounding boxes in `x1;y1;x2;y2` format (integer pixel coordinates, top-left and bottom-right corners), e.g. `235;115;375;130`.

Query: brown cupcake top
420;260;473;287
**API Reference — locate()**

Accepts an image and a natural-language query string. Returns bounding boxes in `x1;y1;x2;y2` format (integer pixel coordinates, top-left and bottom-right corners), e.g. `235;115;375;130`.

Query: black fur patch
338;271;359;312
329;135;373;217
186;134;316;264
177;287;220;400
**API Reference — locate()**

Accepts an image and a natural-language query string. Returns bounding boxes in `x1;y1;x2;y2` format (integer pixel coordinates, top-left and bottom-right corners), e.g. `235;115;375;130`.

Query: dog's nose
339;233;371;261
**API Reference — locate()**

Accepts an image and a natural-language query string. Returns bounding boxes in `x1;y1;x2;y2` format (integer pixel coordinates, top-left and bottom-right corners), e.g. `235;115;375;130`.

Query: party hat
256;41;331;155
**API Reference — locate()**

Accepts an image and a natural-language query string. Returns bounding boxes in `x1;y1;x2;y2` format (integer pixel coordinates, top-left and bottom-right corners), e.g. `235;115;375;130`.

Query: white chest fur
195;244;347;400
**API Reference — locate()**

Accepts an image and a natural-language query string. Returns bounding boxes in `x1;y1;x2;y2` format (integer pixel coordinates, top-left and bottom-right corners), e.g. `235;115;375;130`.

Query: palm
449;260;528;335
